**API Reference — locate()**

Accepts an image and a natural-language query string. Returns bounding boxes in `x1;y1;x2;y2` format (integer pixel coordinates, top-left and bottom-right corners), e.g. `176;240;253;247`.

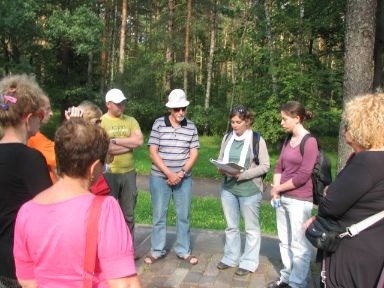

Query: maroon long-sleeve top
275;137;318;201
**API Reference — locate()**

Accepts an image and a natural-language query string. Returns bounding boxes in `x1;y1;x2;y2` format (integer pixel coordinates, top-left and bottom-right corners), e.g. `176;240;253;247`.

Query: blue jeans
220;189;262;272
149;175;192;258
276;196;314;288
104;171;138;238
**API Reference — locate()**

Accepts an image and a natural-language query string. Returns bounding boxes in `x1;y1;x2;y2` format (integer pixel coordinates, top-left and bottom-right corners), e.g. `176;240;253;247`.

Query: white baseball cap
165;89;190;108
105;88;126;103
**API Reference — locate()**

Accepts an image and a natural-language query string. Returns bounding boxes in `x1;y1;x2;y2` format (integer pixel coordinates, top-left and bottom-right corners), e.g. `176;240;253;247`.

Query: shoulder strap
84;196;106;288
341;210;384;238
252;131;260;165
299;133;315;156
224;131;232;142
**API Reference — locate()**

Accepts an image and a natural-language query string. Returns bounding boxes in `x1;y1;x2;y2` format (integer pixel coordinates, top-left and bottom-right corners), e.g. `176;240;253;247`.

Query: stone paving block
143;276;171;288
179;283;199;288
214;268;235;287
198;275;216;287
231;276;251;288
163;267;189;287
203;254;221;277
181;271;203;286
249;273;267;287
193;230;225;254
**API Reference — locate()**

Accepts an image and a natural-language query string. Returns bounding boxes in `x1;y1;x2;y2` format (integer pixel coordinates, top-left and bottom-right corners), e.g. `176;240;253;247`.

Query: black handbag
305;216;345;253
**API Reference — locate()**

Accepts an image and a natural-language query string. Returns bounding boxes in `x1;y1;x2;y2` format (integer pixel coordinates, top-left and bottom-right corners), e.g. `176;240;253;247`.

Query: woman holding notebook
215;105;270;276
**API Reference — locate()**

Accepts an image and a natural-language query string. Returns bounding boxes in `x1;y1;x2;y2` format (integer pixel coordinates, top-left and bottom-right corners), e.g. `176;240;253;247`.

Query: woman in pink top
14;119;141;288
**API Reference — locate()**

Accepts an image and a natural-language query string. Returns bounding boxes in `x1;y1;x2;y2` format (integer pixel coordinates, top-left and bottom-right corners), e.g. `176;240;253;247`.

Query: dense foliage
0;0;346;143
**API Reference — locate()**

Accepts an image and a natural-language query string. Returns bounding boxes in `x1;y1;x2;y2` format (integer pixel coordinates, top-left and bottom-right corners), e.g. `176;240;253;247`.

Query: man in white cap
101;88;144;239
145;89;200;265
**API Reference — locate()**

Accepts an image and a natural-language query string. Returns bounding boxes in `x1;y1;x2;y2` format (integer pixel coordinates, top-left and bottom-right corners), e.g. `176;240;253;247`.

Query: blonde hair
343;93;384;149
0;74;43;128
78;100;102;122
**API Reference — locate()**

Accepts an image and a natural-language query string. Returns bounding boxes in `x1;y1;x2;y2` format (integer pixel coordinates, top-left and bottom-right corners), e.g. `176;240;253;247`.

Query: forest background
1;0;383;166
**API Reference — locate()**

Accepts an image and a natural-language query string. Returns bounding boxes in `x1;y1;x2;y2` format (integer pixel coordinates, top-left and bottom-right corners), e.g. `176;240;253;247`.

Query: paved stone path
134;225;320;288
134;175;320;288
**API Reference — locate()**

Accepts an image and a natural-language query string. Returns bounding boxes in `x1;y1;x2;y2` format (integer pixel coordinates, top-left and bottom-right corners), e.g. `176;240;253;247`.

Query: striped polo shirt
148;115;200;178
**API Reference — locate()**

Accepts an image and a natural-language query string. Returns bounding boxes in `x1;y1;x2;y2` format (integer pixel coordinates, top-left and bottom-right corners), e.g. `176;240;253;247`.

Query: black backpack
224;131;266;178
285;134;332;205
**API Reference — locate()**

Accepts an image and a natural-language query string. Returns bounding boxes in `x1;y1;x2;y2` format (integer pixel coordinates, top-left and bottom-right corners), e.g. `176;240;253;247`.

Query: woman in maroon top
267;101;318;288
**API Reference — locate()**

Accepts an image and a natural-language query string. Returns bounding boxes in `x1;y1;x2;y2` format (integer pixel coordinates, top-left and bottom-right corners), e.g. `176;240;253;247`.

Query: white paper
209;158;245;174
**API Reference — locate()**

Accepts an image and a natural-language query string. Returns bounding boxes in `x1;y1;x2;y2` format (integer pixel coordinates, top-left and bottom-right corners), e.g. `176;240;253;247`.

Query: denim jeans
149;175;192;258
104;170;138;239
220;189;262;272
276;196;314;288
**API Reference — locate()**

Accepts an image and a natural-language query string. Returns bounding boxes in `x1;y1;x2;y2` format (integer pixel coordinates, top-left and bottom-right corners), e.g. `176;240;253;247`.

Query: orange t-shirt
27;131;58;183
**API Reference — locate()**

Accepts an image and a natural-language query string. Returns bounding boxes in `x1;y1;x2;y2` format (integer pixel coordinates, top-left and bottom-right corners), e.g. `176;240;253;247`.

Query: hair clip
0;95;17;111
3;95;17;104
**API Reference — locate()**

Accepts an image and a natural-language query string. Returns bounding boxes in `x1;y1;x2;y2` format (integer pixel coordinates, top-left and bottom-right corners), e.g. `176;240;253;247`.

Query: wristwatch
181;168;187;176
111;138;117;144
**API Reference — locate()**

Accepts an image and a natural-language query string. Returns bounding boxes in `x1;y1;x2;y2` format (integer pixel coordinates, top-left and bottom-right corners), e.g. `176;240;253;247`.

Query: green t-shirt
101;114;141;173
222;140;260;196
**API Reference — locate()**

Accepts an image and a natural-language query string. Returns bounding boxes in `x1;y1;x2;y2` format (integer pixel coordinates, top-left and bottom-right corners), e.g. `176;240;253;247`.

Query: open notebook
209;159;245;174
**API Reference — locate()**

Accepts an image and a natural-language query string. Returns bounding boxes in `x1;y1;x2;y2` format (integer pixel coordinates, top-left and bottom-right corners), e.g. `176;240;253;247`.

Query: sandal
143;253;166;264
177;254;199;265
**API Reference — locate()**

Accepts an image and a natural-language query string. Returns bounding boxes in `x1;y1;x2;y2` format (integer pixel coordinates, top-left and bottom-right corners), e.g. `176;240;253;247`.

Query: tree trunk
373;0;384;91
338;0;377;171
264;0;277;94
205;1;217;111
101;0;112;93
118;0;127;76
204;0;217;135
183;0;192;94
87;52;93;88
165;0;174;92
110;2;119;84
297;0;304;60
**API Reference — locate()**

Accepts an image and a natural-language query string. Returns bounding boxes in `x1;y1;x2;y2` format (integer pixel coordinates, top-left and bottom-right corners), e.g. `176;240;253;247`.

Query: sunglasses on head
172;107;187;112
232;105;247;114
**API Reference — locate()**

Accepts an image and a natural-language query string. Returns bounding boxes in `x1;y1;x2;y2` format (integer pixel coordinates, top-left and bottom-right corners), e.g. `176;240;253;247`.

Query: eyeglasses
172;107;187;112
114;101;126;107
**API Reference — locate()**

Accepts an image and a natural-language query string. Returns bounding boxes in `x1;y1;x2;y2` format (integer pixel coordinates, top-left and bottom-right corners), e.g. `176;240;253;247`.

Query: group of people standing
0;73;383;288
267;97;384;288
0;74;201;287
0;74;141;287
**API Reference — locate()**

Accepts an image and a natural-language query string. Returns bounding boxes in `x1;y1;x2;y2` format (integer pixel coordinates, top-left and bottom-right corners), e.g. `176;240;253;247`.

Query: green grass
135;191;278;235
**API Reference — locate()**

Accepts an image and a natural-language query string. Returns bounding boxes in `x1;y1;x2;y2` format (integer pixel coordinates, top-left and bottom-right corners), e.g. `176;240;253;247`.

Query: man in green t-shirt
101;88;144;239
